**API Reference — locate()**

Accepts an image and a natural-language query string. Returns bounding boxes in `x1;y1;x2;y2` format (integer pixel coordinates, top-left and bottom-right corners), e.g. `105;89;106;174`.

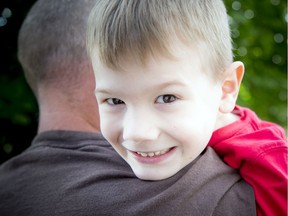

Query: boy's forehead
92;47;215;89
92;40;209;72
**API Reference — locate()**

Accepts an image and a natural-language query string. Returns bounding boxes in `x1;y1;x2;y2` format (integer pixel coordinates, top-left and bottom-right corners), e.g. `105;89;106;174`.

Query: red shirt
209;106;287;216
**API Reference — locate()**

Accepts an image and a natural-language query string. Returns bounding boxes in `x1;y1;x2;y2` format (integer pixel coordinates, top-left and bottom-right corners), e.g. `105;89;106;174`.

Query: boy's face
93;44;223;180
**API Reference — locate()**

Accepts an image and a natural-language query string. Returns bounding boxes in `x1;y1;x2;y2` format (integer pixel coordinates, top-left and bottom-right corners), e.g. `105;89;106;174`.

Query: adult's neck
38;110;100;133
37;87;101;134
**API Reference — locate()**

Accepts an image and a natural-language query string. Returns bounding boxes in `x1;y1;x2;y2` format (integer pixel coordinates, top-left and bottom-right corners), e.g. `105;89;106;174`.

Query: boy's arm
213;139;287;216
239;144;287;216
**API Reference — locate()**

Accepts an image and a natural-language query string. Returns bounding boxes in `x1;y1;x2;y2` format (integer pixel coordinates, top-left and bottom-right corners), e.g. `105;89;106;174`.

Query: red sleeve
210;106;287;216
238;142;287;216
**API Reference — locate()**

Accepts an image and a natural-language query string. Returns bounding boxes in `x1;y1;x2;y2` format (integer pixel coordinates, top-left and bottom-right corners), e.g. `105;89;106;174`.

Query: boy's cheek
100;116;121;145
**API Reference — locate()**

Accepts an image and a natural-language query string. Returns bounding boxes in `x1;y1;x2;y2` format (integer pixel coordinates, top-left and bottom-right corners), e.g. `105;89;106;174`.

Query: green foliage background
225;0;287;128
0;0;287;164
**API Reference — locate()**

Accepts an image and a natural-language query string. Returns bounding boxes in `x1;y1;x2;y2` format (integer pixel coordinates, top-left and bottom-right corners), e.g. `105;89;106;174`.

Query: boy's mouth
130;147;177;164
135;147;173;157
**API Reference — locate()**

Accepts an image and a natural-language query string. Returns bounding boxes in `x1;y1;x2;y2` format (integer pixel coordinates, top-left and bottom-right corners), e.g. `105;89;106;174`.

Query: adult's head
18;0;100;132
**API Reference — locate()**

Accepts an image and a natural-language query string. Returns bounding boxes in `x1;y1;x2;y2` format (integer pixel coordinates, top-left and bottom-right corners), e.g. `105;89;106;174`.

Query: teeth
136;148;170;157
148;152;154;157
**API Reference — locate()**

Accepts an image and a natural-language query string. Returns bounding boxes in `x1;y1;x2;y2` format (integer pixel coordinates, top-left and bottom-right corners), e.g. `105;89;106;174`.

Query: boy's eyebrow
95;88;110;94
154;80;188;89
95;80;188;94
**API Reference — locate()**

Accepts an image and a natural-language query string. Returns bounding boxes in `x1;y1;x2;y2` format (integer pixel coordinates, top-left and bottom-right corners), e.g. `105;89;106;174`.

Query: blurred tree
0;0;38;164
224;0;287;129
0;0;287;164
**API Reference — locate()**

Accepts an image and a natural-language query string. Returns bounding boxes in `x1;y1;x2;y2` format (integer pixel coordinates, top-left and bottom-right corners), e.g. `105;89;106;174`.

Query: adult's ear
219;61;245;113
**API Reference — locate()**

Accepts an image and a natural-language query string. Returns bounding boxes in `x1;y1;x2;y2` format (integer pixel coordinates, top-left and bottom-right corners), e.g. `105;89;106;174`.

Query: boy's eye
156;95;177;104
105;98;125;105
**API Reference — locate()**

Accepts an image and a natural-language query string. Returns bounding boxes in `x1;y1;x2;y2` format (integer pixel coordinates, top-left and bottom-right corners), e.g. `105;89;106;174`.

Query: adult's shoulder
170;147;256;215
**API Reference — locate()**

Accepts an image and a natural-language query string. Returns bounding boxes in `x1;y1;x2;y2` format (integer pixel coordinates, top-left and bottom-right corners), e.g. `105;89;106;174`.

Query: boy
87;0;257;213
87;0;287;215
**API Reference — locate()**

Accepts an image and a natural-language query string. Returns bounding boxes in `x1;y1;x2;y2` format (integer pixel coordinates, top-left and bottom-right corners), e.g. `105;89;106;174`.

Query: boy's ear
219;61;245;113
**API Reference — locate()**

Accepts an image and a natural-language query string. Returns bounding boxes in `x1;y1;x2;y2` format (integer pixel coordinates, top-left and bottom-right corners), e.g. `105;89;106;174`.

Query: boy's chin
132;168;177;181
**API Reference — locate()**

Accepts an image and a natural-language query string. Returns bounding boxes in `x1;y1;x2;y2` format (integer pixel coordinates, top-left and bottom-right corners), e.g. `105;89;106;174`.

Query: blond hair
87;0;233;78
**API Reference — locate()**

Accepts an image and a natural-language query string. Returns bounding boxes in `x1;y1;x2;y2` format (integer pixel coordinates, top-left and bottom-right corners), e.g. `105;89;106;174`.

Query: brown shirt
0;130;256;215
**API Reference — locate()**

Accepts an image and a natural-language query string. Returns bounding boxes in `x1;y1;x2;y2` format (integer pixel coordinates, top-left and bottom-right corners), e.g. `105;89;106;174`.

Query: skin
37;70;100;133
93;42;244;180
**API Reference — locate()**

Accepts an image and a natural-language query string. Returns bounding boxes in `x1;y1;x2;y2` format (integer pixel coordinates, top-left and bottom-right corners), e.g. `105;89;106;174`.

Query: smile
131;147;177;164
136;148;171;157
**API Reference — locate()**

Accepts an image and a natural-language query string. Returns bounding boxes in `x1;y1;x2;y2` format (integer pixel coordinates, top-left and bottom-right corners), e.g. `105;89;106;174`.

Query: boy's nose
122;109;159;142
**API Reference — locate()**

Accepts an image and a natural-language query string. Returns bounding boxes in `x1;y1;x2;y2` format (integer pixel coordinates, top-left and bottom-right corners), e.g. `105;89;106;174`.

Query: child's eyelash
155;95;178;104
105;98;125;105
